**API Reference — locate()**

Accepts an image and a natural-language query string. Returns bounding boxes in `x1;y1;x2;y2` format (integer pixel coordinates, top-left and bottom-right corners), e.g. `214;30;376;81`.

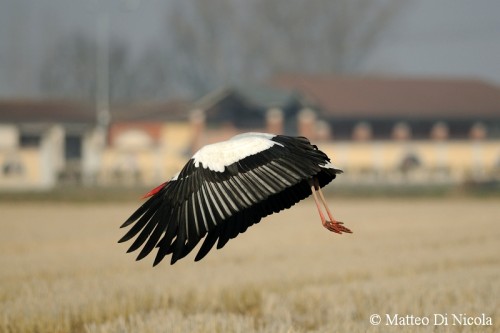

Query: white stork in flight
119;133;351;265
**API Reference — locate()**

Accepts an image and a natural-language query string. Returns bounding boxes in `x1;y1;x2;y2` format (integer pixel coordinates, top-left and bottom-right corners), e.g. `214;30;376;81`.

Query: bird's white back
192;133;283;172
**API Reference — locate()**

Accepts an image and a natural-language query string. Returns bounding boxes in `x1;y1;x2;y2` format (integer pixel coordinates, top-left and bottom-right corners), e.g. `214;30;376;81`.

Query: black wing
118;135;342;265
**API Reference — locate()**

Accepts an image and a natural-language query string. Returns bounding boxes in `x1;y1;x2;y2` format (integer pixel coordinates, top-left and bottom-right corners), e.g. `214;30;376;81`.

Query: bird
119;132;351;266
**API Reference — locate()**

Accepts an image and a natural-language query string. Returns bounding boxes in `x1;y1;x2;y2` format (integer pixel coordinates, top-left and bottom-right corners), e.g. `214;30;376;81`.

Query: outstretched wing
118;135;342;265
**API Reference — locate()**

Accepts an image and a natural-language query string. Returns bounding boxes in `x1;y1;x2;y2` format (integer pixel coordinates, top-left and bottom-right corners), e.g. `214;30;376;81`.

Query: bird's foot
323;220;352;234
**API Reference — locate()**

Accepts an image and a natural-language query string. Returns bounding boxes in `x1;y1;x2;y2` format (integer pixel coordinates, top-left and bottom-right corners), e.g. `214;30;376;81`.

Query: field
0;198;499;332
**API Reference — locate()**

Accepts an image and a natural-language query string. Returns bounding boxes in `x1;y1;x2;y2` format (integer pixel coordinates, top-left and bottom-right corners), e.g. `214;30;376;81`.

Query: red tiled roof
272;74;500;119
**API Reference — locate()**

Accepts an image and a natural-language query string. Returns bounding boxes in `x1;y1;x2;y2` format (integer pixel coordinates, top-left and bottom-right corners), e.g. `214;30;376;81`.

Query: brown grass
0;198;499;332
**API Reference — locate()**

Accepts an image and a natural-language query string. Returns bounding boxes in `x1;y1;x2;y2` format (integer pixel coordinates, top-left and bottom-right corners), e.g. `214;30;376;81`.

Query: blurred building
0;99;100;190
0;99;192;189
194;85;304;134
1;75;500;190
271;74;500;184
98;100;191;187
272;74;500;140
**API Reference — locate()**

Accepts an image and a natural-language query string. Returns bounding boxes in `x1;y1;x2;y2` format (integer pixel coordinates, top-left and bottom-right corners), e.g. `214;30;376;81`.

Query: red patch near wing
142;182;167;199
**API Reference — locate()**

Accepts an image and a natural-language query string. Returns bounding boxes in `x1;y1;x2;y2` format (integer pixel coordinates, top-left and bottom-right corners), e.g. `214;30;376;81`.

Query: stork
119;133;351;265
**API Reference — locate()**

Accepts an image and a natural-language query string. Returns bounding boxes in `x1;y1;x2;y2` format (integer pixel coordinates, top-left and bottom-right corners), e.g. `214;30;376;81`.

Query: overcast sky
358;0;500;83
1;0;499;101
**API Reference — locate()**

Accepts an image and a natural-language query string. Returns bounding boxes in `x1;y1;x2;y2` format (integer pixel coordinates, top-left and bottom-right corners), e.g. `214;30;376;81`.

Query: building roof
196;85;301;114
0;99;95;123
0;98;191;125
271;74;500;120
112;99;191;122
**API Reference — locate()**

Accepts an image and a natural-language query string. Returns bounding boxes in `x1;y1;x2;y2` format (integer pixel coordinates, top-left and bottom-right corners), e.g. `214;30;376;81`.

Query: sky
0;0;168;98
1;0;500;101
358;0;500;83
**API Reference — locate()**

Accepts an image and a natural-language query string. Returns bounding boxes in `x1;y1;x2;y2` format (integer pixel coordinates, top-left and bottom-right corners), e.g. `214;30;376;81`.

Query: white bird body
192;133;282;172
119;132;351;266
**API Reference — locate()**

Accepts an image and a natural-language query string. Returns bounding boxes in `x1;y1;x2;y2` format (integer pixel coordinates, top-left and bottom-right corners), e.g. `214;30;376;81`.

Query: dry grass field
0;198;499;332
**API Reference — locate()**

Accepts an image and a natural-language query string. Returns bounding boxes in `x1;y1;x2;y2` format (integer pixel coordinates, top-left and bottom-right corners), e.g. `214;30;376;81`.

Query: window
65;135;82;160
2;154;24;177
20;134;41;147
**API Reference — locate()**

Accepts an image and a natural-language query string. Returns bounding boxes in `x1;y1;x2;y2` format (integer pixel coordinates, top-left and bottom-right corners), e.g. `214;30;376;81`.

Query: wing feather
195;228;219;261
126;210;159;253
199;183;218;228
195;190;208;233
215;181;239;213
118;197;161;243
136;210;165;261
226;177;253;206
205;181;227;220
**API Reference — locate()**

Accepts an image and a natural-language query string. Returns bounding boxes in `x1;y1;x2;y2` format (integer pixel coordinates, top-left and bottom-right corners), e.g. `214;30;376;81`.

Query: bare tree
39;32;169;103
38;0;408;102
39;33;97;101
247;0;407;73
162;0;408;98
127;47;169;101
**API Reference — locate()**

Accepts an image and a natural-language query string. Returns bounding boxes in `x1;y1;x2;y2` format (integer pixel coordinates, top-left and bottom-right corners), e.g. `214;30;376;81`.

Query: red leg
312;178;352;234
310;182;328;226
314;178;337;222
